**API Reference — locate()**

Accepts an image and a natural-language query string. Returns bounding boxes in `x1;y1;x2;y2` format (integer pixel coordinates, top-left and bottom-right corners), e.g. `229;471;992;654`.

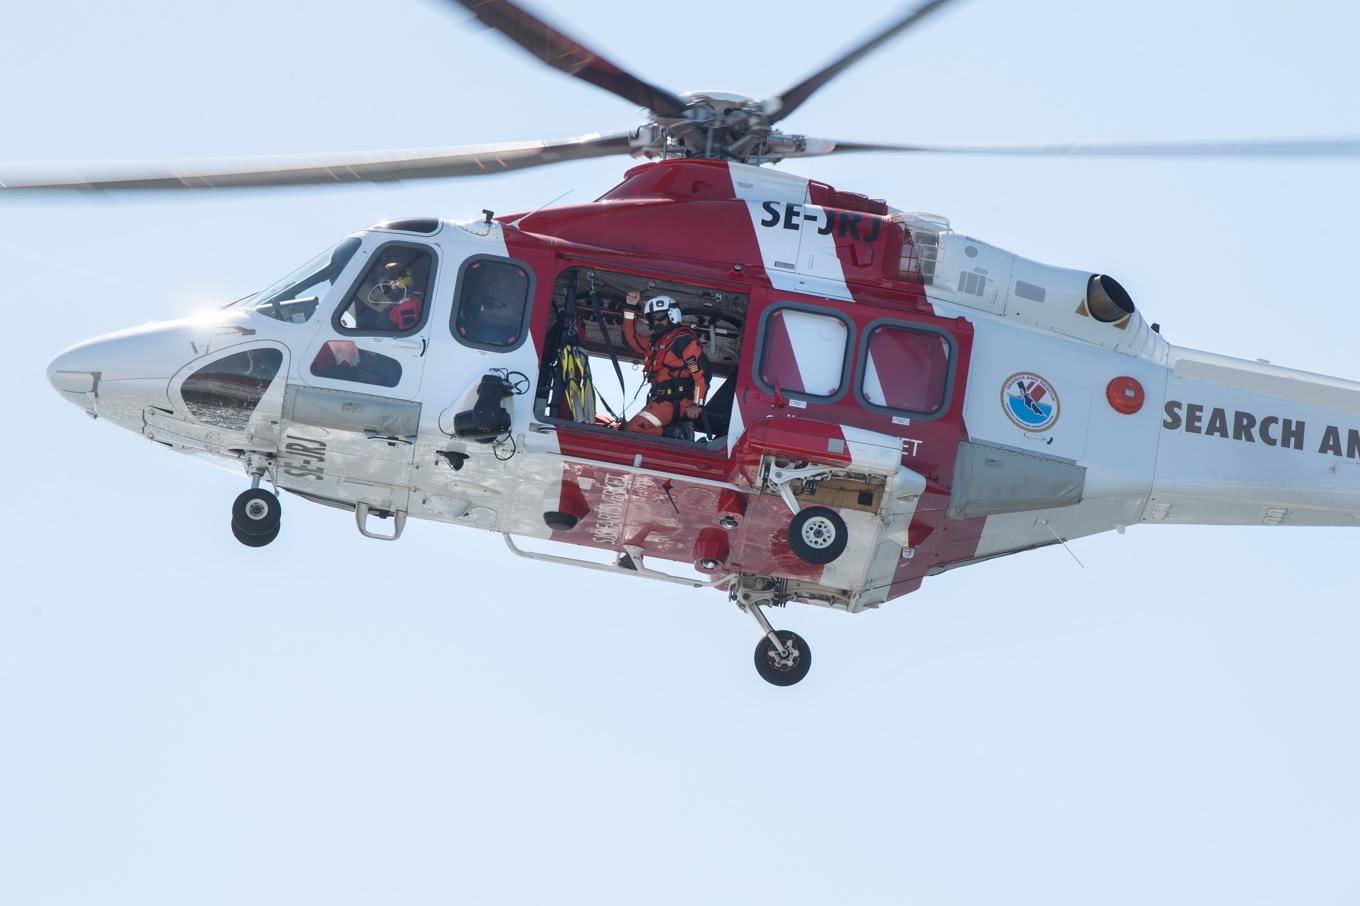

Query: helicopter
21;0;1360;686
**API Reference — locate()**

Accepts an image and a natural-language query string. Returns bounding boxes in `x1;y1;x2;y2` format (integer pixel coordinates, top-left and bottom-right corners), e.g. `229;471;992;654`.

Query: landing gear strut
744;600;811;686
232;455;280;547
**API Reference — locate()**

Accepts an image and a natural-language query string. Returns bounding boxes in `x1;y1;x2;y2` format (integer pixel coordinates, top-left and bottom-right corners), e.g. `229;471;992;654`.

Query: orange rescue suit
622;312;708;435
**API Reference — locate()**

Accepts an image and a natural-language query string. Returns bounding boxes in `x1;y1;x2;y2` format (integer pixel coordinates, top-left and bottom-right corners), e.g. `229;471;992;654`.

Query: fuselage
46;159;1360;611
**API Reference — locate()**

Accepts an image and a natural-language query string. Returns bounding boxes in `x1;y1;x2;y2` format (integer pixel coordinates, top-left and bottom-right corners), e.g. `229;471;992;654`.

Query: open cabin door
523;265;745;471
508;264;751;555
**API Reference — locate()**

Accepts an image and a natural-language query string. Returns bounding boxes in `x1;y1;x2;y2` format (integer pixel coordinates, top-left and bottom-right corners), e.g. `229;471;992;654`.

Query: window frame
449;253;535;353
853;317;957;421
330;240;439;338
751;302;856;404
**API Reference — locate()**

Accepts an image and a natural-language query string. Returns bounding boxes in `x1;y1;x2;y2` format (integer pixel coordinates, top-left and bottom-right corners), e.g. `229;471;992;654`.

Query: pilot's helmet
365;261;415;310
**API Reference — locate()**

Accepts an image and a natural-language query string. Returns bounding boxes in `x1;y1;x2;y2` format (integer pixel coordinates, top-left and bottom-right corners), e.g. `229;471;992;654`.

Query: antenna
1040;519;1084;569
508;189;574;229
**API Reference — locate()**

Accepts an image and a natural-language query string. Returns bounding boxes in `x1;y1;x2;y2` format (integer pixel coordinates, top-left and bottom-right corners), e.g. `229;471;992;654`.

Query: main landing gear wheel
788;506;848;565
232;488;280;545
754;630;811;686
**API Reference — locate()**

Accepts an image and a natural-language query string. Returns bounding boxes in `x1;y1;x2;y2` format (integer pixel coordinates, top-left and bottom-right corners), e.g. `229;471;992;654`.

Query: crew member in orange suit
621;291;707;435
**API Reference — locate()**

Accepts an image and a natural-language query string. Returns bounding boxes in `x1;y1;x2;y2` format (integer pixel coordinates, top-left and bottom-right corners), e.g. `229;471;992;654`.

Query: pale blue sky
3;1;1359;904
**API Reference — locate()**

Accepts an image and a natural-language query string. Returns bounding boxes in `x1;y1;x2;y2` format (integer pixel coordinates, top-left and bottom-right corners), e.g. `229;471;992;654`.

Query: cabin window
309;340;402;388
335;243;434;335
756;306;852;401
859;322;953;416
250;237;361;323
181;348;283;428
452;256;533;351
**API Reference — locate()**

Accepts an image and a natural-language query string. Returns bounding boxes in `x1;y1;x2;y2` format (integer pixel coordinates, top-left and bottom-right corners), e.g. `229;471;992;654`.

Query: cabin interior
535;266;749;448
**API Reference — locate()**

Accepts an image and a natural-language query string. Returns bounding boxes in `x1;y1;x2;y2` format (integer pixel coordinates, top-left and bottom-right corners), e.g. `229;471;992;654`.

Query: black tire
787;506;848;565
754;630;811;686
232;520;279;547
232;488;280;536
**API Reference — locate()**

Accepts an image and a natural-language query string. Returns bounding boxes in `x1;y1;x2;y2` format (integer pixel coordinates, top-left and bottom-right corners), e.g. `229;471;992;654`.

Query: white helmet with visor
642;294;683;329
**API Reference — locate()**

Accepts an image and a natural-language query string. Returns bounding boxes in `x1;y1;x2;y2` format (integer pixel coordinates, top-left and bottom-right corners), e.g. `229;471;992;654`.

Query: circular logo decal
1001;372;1060;431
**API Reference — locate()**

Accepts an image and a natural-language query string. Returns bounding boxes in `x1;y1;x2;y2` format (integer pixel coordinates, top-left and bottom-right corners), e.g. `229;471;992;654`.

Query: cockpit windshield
242;236;362;323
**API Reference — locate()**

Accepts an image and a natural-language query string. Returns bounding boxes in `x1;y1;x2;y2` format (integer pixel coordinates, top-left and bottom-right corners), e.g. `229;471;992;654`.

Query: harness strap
650;376;696;401
644;326;698;380
590;284;629;421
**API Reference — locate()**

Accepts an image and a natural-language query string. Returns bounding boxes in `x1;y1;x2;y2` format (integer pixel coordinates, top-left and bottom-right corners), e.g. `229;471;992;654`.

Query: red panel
599;159;737;202
734;418;853;467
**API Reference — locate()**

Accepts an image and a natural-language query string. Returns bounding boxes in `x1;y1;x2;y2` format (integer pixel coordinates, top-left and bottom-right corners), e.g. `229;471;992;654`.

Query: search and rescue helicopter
19;0;1360;685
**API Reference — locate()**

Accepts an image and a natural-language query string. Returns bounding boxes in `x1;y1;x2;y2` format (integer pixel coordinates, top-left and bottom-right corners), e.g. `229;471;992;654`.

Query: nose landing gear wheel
754;629;811;686
232;488;281;546
232;520;280;547
788;506;847;565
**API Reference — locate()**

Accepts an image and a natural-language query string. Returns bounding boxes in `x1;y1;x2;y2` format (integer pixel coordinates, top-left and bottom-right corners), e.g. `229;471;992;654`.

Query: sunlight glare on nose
186;303;238;325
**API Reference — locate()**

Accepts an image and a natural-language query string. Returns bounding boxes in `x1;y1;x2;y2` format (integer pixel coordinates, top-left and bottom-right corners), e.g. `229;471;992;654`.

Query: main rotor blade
446;0;688;118
0;132;635;192
799;136;1360;159
765;0;962;124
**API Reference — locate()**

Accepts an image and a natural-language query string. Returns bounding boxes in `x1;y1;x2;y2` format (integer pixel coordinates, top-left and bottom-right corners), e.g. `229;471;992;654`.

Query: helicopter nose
47;321;206;422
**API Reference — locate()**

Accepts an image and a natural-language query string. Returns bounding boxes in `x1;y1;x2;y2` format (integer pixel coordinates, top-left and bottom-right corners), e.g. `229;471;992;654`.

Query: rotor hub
635;91;811;165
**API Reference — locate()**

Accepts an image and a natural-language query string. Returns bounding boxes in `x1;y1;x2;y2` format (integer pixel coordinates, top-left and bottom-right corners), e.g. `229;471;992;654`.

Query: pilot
355;261;423;331
621;290;707;436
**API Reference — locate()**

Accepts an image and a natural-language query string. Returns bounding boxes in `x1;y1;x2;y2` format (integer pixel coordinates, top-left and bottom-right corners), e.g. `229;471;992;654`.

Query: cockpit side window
451;256;533;351
335;244;435;335
250;237;361;323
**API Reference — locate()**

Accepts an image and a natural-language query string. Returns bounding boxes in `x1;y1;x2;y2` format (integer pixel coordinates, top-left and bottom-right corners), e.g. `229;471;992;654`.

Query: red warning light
1106;376;1145;414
